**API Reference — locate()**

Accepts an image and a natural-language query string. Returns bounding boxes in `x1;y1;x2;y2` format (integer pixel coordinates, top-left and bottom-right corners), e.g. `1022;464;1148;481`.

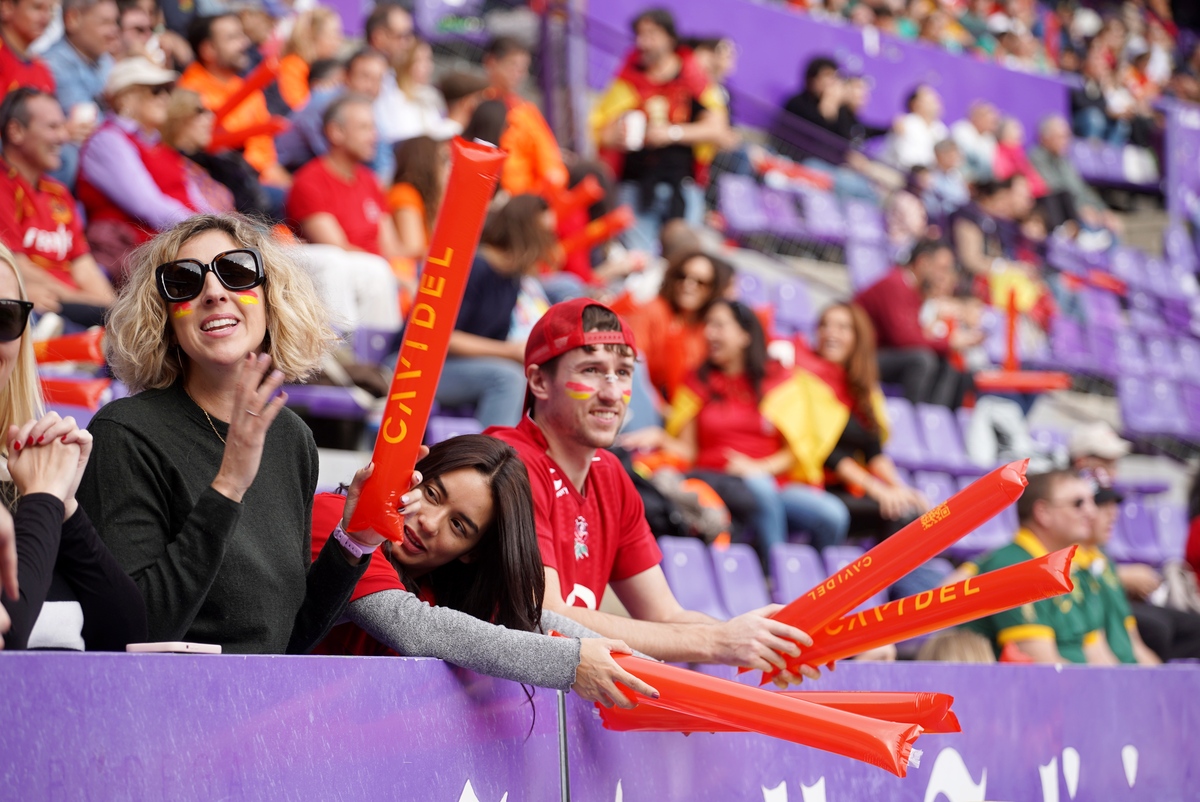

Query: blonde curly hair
0;244;42;451
105;214;340;393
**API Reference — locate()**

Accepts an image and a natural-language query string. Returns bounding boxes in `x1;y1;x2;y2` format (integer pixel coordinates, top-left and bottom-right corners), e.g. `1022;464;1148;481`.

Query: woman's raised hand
572;638;660;709
341;445;430;550
211;353;288;503
7;412;94;518
7;419;81;503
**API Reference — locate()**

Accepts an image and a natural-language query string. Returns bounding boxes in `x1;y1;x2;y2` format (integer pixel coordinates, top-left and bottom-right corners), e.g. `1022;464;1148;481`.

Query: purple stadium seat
773;278;815;336
1050;317;1092;373
1087;324;1118;379
1165;226;1198;273
844;199;886;243
911;471;956;505
1081;288;1122;330
794;186;848;241
1110;500;1164;565
1070;139;1104;181
1114;330;1148;378
46;403;95;428
1119;377;1187;437
1152;502;1189;562
718;173;769;238
1109;245;1144;286
768;542;825;605
759;187;808;239
711;543;771;616
425;415;482;445
846;240;892;292
353;328;396;367
915;403;979;475
882;396;928;470
1144;335;1181;379
1144;257;1176;300
1179;338;1200;375
1180;382;1200;437
284;385;367;419
734;272;771;307
822;545;887;612
658;536;730;620
1129;290;1166;335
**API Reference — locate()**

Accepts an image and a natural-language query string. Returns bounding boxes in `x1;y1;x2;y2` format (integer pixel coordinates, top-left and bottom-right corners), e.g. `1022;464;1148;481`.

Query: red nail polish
12;442;19;451
36;436;43;444
60;435;68;443
25;436;32;446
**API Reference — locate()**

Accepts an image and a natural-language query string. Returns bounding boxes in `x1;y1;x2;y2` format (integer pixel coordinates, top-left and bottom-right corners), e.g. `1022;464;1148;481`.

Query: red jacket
853;268;950;356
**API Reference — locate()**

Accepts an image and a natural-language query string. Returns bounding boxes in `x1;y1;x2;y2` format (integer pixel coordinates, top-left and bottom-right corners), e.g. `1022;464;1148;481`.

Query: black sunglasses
155;248;265;303
0;299;33;342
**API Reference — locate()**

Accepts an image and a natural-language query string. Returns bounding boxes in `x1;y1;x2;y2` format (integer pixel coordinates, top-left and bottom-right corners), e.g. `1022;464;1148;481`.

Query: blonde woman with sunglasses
77;214;399;654
0;243;146;651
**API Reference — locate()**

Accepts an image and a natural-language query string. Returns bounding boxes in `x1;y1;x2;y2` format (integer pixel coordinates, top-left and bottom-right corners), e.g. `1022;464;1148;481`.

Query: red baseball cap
524;298;638;369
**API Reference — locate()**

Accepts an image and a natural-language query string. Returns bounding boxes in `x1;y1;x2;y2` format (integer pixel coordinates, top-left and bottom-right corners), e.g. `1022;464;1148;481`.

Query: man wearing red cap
486;299;819;680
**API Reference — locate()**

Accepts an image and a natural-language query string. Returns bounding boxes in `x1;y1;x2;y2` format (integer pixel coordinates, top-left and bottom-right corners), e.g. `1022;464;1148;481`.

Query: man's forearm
547;603;721;663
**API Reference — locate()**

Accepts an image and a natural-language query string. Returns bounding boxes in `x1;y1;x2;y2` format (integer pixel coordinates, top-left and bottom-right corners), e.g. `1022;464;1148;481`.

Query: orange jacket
497;93;567;198
278;53;310;111
179;62;279;177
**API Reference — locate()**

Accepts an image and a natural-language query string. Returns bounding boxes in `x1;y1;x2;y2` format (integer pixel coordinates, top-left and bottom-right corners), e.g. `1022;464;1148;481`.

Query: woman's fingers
612;667;658;701
23;412;65;447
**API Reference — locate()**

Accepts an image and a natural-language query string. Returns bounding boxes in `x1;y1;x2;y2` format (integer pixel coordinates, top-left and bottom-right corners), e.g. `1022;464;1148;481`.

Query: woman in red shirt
661;299;849;561
312;434;656;708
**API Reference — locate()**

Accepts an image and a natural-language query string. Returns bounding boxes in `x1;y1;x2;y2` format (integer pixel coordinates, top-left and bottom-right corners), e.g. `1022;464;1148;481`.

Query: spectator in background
77;214;377;654
387;38;459;144
794;303;930;538
232;0;275;76
993;117;1047;198
924;139;970;220
656;299;851;562
462;98;508;148
40;0;117;188
0;88;114;324
958;470;1119;663
284;93;403;333
277;7;343;112
389;134;446;260
886;84;947;170
437;194;557;428
592;8;728;252
163;88;274;220
950;101;999;182
1029;115;1123;235
0;244;147;651
615;248;734;407
781;55;842;138
180;14;289;189
1071;44;1131;145
855;238;978;408
951;178;1024;276
365;2;416;147
274;56;344;172
484;36;567;199
439;70;490;132
0;0;55;93
77;57;222;283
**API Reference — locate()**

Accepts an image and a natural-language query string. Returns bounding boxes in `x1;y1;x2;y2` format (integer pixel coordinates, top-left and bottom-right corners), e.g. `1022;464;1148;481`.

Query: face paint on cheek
171;301;193;318
622;390;632;404
235;290;259;305
564;381;598;400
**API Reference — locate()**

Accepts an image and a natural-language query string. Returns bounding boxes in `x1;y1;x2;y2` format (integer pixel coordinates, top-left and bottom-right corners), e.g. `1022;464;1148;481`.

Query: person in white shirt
950;100;999;182
887;84;947;171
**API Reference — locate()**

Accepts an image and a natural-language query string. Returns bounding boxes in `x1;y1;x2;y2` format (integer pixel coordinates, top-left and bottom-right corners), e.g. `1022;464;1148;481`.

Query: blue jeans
617;180;705;255
742;474;851;558
1073;106;1130;146
435;356;526;428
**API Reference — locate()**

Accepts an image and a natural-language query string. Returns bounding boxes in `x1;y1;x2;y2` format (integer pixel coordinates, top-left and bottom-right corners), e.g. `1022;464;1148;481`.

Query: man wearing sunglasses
0;88;114;327
956;469;1122;664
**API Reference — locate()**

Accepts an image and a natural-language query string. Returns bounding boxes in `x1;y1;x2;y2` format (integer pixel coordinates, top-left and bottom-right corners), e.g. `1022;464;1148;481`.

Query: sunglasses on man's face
0;299;33;342
155;248;265;303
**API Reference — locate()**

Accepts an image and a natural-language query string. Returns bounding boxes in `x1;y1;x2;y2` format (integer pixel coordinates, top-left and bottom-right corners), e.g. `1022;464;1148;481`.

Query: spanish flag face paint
235;290;260;305
565;381;597;400
171;301;193;318
621;389;632;405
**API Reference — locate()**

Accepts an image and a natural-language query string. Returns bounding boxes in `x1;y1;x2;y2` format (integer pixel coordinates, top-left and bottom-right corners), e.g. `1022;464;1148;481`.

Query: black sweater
77;381;367;654
1;493;147;650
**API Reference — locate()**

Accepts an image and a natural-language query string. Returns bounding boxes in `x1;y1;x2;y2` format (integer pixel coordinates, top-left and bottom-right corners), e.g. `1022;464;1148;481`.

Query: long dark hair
480;194;556;274
462;98;508;146
820;302;881;432
405;434;544;633
659;249;733;318
699;298;768;400
392;135;444;232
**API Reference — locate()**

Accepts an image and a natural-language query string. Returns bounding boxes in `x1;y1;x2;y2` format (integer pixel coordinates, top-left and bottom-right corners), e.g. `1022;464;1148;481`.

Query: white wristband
332;522;377;559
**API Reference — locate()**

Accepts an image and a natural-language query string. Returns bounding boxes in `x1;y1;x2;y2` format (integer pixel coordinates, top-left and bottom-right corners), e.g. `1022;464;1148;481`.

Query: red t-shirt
682;369;783;472
0;36;54;94
286;158;387;256
485;416;663;610
0;159;87;288
853;268;949;356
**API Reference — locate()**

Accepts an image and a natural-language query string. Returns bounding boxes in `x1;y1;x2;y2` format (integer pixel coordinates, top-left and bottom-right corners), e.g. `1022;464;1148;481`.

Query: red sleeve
0;185;21;252
607;460;662;582
285;167;326;223
60;188;88;262
525;454;560;572
310;492;405;602
854;274;950;356
1187;515;1200;577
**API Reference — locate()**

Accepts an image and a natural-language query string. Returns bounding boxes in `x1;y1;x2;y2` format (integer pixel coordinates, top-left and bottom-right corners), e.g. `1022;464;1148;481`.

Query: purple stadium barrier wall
1165;99;1200;236
582;0;1069;138
2;654;1197;800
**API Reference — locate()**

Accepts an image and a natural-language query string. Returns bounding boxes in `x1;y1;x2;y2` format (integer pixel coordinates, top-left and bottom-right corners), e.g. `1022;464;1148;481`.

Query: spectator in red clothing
0;87;114;326
854;238;979;408
0;0;54;94
485;298;822;681
285;92;402;334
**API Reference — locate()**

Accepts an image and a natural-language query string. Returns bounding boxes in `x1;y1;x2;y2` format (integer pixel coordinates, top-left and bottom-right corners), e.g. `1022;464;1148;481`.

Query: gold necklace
185;387;226;446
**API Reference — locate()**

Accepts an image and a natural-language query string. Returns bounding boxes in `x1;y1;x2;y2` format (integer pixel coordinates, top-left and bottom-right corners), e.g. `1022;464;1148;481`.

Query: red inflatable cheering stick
558;206;635;256
347;138;506;541
759;459;1029;683
610;655;923;777
796;547;1076;667
34;328;104;364
213;57;280;123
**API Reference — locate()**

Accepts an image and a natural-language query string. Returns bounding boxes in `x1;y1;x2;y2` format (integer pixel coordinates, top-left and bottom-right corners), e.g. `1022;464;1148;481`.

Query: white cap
105;57;179;98
1068;421;1132;461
